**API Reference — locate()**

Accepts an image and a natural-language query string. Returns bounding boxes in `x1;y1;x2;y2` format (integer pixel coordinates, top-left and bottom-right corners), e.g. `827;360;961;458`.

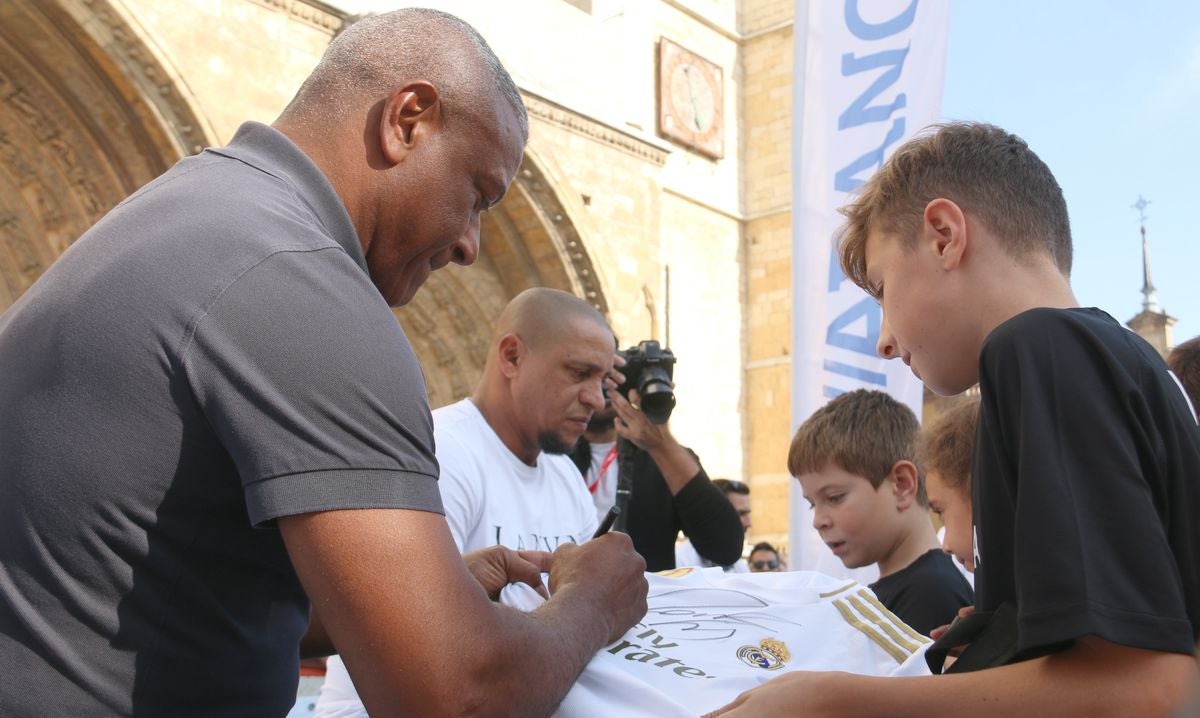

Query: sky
939;0;1200;345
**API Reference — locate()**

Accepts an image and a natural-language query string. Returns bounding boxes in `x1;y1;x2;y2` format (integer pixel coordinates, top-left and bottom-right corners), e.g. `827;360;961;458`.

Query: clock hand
684;66;703;131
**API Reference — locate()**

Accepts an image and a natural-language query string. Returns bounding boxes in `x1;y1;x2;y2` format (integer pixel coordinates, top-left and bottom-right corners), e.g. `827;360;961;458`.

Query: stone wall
0;0;802;549
740;0;795;549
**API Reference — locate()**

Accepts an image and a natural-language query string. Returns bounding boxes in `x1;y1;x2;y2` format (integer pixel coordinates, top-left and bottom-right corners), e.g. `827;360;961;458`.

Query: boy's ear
922;198;968;271
378;81;442;167
888;460;920;510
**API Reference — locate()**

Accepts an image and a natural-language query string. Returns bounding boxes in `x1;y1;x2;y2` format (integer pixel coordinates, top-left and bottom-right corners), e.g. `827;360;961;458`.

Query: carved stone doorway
0;0;209;310
0;1;604;407
398;151;607;408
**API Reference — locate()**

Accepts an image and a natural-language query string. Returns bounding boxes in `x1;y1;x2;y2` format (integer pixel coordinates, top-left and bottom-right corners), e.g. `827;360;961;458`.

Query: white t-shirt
434;398;597;552
583;439;619;523
316;398;597;717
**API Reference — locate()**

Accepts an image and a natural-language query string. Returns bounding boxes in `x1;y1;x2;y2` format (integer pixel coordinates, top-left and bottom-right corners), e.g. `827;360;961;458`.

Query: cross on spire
1132;194;1151;224
1131;194;1159;312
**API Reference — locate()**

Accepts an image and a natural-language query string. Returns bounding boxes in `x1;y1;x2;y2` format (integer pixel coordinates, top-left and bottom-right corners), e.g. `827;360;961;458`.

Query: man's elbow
356;643;528;718
703;521;747;566
1137;653;1198;718
1082;646;1198;718
713;544;745;567
695;535;744;567
362;674;511;718
426;642;537;718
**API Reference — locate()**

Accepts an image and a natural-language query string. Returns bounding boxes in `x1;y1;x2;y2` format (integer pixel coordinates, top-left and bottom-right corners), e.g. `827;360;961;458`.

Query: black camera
615;340;676;425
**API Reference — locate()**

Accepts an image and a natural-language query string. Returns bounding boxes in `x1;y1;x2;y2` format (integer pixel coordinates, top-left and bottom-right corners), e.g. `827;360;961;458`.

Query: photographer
571;353;744;571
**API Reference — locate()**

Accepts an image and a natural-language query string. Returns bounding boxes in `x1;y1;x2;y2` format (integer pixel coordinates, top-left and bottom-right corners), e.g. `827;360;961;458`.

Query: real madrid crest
736;637;791;671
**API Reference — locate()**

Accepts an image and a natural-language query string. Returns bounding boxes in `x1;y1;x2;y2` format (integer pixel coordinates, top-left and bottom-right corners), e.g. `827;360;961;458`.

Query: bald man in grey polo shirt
0;9;646;717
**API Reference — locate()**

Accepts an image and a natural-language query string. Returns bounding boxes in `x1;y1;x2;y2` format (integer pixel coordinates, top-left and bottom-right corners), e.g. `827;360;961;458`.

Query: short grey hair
284;8;527;139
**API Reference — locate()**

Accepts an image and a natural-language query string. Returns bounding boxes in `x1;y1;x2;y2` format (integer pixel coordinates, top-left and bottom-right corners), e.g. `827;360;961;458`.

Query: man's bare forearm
419;540;645;717
285;511;646;717
463;584;617;717
856;645;1191;718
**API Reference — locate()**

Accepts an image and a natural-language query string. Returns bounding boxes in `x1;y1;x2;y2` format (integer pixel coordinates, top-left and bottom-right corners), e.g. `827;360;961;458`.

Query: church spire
1132;195;1159;312
1126;194;1174;358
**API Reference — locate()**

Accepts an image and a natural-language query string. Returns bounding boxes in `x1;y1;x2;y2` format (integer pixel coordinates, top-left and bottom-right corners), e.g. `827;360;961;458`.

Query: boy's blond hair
788;389;926;506
837;121;1073;297
918;396;981;494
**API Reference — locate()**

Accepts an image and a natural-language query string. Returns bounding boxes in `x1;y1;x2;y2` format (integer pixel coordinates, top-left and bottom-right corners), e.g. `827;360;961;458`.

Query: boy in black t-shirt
788;389;973;637
706;123;1200;717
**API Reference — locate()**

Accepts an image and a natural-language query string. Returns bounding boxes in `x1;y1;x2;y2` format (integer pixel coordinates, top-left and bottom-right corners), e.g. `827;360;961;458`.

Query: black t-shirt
973;307;1200;659
870;549;974;636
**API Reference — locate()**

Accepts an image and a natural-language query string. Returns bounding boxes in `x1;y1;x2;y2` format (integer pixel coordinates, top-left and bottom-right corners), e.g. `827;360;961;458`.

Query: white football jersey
517;568;932;717
316;569;930;718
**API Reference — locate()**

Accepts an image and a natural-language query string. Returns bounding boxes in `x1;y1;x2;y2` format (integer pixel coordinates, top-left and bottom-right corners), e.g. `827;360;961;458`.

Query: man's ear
378;81;442;167
922;198;967;271
497;334;524;379
889;460;920;510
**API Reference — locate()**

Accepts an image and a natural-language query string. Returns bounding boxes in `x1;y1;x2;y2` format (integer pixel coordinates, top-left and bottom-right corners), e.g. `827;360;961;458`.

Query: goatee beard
538;431;576;456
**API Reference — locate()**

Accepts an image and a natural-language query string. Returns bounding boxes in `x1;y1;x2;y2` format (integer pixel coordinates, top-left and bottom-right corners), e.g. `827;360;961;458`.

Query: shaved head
492;288;610;353
474;288;614;464
280;8;527;140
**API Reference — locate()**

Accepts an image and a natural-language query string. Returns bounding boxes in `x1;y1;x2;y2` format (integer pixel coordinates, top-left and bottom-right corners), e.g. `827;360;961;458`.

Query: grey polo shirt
0;122;442;716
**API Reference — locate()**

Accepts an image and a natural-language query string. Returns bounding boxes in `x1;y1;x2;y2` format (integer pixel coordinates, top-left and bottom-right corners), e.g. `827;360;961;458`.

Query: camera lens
638;373;675;425
618;340;677;424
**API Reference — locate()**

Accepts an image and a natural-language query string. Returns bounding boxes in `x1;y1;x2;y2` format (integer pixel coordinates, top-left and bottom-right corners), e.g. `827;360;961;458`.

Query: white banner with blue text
789;0;951;581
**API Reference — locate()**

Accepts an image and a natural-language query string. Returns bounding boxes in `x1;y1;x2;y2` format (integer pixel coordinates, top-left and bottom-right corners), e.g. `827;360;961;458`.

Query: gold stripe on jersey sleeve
818;582;857;598
855;589;932;645
833;599;908;663
846;593;921;654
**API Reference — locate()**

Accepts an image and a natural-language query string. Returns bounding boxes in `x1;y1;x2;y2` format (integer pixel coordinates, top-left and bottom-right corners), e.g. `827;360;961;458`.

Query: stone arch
0;0;212;310
0;1;608;410
396;149;609;408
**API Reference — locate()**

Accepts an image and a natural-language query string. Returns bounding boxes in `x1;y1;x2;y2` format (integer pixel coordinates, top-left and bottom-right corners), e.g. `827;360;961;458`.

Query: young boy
706;122;1200;717
789;389;973;637
919;397;981;574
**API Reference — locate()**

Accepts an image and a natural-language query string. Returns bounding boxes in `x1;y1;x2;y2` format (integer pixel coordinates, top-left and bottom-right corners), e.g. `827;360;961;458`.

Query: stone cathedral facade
1;0;804;551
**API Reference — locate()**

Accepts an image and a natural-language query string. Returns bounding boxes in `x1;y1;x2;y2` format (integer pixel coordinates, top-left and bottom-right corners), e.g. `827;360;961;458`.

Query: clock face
669;62;716;134
658;39;724;159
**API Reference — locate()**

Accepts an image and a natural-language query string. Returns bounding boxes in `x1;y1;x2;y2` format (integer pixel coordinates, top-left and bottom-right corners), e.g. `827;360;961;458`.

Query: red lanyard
586;445;618;494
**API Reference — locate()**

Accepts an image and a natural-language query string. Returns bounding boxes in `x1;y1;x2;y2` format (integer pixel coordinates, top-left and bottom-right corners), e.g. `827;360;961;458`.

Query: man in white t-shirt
317;287;622;716
433;287;614;551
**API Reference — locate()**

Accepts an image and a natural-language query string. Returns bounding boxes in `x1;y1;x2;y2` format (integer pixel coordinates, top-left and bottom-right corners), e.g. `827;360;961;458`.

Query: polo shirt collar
208;121;367;274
